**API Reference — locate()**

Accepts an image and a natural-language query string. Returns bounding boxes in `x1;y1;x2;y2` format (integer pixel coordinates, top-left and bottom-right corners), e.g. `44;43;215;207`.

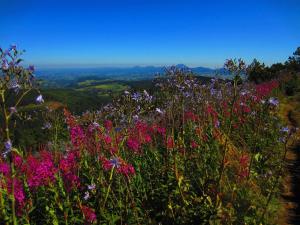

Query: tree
286;46;300;72
247;59;269;83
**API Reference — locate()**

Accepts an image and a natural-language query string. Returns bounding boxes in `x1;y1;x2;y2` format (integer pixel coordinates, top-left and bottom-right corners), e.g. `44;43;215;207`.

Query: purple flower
36;94;44;104
132;92;141;101
42;122;52;130
2;140;12;158
28;65;35;72
133;115;139;121
8;79;20;92
268;97;279;106
88;183;96;191
1;60;9;70
9;107;17;114
4;140;12;151
84;191;90;200
92;122;100;128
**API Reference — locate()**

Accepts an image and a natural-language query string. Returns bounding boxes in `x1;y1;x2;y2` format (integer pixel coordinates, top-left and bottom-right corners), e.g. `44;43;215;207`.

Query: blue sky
0;0;300;68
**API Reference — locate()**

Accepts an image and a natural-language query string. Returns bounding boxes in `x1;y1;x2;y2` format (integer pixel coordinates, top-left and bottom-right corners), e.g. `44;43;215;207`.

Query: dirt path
279;102;300;224
281;141;300;224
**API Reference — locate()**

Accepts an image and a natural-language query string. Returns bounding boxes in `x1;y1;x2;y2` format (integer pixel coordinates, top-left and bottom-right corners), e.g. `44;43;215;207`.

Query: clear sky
0;0;299;68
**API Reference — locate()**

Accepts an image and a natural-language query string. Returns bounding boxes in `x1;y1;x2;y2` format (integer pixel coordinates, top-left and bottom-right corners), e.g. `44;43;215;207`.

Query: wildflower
215;120;220;128
81;205;97;223
1;59;9;70
70;125;85;147
268;97;279;106
167;136;175;149
28;65;35;72
132;92;141;101
115;127;122;132
2;140;12;158
280;127;289;133
84;191;90;200
143;90;149;97
184;111;198;122
110;157;121;168
9;107;17;114
104;120;113;131
25;152;57;188
0;162;10;176
13;154;23;169
132;115;139;121
92;122;100;128
156;108;164;114
104;135;112;145
127;137;140;152
190;140;198;149
8;79;20;92
88;183;96;191
239;154;250;167
124;90;130;95
7;178;26;215
5;140;12;151
36;94;44;104
62;173;80;191
42;122;52;130
155;126;166;136
117;163;135;176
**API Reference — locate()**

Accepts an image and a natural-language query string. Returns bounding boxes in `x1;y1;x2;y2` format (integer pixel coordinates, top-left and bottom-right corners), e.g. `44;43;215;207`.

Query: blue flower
109;157;120;168
115;127;122;132
4;140;12;151
2;140;12;158
280;127;289;133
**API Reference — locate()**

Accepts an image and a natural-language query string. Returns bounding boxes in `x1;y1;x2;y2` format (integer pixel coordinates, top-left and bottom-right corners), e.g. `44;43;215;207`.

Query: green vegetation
0;46;299;224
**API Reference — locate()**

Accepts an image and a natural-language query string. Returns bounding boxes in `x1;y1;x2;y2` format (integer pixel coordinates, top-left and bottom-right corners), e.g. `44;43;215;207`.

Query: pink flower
190;140;198;149
13;154;23;169
6;178;26;216
70;125;85;147
104;120;113;131
127;137;140;152
0;162;10;176
81;205;97;224
104;135;112;145
167;136;175;149
117;163;135;176
59;152;80;191
143;134;152;143
25;152;57;188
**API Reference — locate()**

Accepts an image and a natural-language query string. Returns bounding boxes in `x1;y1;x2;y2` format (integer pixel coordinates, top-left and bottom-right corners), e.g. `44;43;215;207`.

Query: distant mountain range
36;64;229;81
